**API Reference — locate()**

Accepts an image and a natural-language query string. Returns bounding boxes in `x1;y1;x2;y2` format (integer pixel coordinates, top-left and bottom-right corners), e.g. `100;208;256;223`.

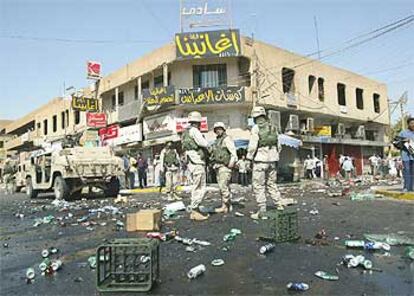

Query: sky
0;0;413;122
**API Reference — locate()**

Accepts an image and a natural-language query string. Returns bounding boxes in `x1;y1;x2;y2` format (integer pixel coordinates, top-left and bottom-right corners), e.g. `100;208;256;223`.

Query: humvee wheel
54;176;70;200
26;177;38;199
104;177;120;197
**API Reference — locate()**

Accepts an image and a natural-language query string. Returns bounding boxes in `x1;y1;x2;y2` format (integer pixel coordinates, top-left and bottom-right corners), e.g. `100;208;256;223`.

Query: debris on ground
211;259;225;266
259;243;275;255
345;240;391;251
287;282;310;291
364;233;414;246
350;192;383;201
405;246;414;260
223;228;242;241
187;264;206;279
314;271;339;281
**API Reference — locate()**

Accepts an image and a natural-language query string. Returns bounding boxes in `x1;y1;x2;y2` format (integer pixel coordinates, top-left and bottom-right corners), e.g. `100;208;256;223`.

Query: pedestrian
388;157;397;178
313;155;321;178
181;111;210;221
210;122;238;214
160;141;181;201
398;117;414;192
323;155;329;179
342;157;354;180
396;157;403;178
303;155;314;179
369;154;379;176
137;153;148;189
338;154;346;177
236;154;249;186
121;154;130;189
153;154;161;187
129;154;137;189
246;106;285;219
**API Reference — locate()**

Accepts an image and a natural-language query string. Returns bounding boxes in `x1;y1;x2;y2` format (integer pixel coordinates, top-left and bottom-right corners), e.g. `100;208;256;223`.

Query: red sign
175;117;208;133
87;61;101;79
99;125;119;142
87;112;107;128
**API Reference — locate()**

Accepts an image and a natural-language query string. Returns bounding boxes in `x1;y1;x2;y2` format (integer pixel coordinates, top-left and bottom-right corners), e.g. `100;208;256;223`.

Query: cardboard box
126;209;161;232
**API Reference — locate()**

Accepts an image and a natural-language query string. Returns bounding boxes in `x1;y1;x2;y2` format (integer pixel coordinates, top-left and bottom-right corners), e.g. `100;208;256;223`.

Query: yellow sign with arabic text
314;126;332;136
71;96;99;112
175;29;240;59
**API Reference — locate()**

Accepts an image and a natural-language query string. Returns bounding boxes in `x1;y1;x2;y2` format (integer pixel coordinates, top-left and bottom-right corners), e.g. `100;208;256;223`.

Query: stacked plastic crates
96;238;159;292
263;208;299;242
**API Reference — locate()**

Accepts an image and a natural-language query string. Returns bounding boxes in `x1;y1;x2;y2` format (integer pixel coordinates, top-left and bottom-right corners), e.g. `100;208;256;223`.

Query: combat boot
214;203;232;213
250;206;267;220
190;210;209;221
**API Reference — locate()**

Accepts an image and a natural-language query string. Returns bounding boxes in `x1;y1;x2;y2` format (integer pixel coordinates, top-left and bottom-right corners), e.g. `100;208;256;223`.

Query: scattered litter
223;228;242;241
26;268;35;281
51;259;62;271
405;246;414;260
345;240;391;251
3;243;8;248
185;246;196;252
211;259;225;266
259;243;275;255
235;212;245;217
187;264;206;279
41;249;49;258
364;233;414;246
88;256;96;269
309;209;319;215
114;195;128;204
350;192;382;201
164;201;186;212
287;282;309;291
314;271;339;281
315;229;327;240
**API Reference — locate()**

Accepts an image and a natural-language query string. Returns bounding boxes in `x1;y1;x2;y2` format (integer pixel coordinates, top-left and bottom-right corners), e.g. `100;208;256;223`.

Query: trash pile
25;247;62;283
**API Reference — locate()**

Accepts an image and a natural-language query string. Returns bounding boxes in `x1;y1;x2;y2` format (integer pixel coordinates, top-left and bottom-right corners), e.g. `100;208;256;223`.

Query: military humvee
24;146;123;200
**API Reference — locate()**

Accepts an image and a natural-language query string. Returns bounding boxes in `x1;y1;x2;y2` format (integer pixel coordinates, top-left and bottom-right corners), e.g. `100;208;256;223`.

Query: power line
0;34;168;44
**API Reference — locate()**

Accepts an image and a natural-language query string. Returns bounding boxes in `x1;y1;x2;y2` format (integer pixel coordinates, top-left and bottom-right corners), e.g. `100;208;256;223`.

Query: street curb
374;189;414;200
126;186;185;194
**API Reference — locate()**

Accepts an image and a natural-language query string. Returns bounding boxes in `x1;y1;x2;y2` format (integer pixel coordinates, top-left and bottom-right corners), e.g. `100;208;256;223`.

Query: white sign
180;0;230;31
143;114;176;139
105;124;142;146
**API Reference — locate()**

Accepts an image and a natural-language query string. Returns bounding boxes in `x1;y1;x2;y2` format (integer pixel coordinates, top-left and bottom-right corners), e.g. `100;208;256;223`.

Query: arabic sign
103;124;143;147
86;112;107;128
314;126;332;137
79;130;99;147
87;61;101;80
71;96;99;112
180;0;230;30
99;125;119;143
175;29;240;59
176;117;208;133
142;86;176;111
143;114;176;140
179;86;245;105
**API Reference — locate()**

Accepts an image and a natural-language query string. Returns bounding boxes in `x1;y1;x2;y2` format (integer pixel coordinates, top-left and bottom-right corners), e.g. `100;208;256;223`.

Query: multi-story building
96;31;389;177
4;97;87;154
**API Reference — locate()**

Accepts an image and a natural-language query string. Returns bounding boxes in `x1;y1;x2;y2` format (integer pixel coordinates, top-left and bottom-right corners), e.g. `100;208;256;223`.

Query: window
318;78;325;101
142;80;149;91
134;85;139;100
43;119;48;135
282;67;295;94
356;88;364;110
61;112;65;129
154;75;163;88
118;91;124;106
337;83;346;106
111;94;116;109
373;93;380;113
74;110;80;125
308;75;316;94
65;110;69;127
52;115;57;132
37;122;41;130
193;64;227;88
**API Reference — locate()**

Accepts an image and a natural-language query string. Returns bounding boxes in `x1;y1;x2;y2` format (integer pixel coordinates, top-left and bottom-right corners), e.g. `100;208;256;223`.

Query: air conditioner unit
306;118;315;132
267;110;281;132
336;123;345;136
355;125;366;139
287;114;299;131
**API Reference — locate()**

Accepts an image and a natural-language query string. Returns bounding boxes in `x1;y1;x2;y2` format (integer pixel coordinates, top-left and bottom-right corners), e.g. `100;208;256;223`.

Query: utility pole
313;16;321;60
400;91;408;130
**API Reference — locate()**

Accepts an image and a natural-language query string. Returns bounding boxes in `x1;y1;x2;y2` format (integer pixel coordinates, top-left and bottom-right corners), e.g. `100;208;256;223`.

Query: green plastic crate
262;208;299;242
96;238;159;293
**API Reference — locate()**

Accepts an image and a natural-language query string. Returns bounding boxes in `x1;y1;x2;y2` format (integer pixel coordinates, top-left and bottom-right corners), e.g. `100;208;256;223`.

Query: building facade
96;32;389;177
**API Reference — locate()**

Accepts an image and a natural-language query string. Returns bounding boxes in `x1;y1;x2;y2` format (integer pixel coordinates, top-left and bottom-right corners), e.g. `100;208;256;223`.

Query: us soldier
246;106;284;219
211;122;238;213
160;141;181;201
181;111;209;221
3;158;16;194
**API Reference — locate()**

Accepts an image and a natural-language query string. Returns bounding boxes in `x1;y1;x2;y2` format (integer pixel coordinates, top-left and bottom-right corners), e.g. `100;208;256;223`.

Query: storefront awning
233;134;302;150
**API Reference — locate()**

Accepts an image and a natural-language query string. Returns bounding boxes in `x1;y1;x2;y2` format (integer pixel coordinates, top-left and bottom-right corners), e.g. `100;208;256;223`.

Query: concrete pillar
163;63;168;87
115;87;119;112
137;76;142;100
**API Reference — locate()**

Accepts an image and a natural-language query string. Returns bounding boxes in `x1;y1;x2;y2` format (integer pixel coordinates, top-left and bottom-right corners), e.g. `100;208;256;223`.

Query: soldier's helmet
188;111;202;123
251;106;267;118
213;122;226;131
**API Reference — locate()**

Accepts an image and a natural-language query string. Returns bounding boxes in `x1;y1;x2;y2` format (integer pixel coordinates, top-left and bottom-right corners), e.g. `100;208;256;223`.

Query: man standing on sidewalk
399;117;414;192
237;155;249;186
210;122;238;214
137;153;148;189
247;106;285;219
160;141;181;201
182;111;210;221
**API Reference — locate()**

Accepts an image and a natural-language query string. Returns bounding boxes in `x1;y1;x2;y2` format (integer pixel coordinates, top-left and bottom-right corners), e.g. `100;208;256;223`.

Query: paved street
0;183;413;296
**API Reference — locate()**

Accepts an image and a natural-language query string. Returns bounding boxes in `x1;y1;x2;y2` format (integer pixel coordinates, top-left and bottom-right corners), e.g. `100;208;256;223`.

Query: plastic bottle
51;259;62;271
345;240;390;251
314;271;339;281
259;243;275;255
187;264;206;279
287;282;310;291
